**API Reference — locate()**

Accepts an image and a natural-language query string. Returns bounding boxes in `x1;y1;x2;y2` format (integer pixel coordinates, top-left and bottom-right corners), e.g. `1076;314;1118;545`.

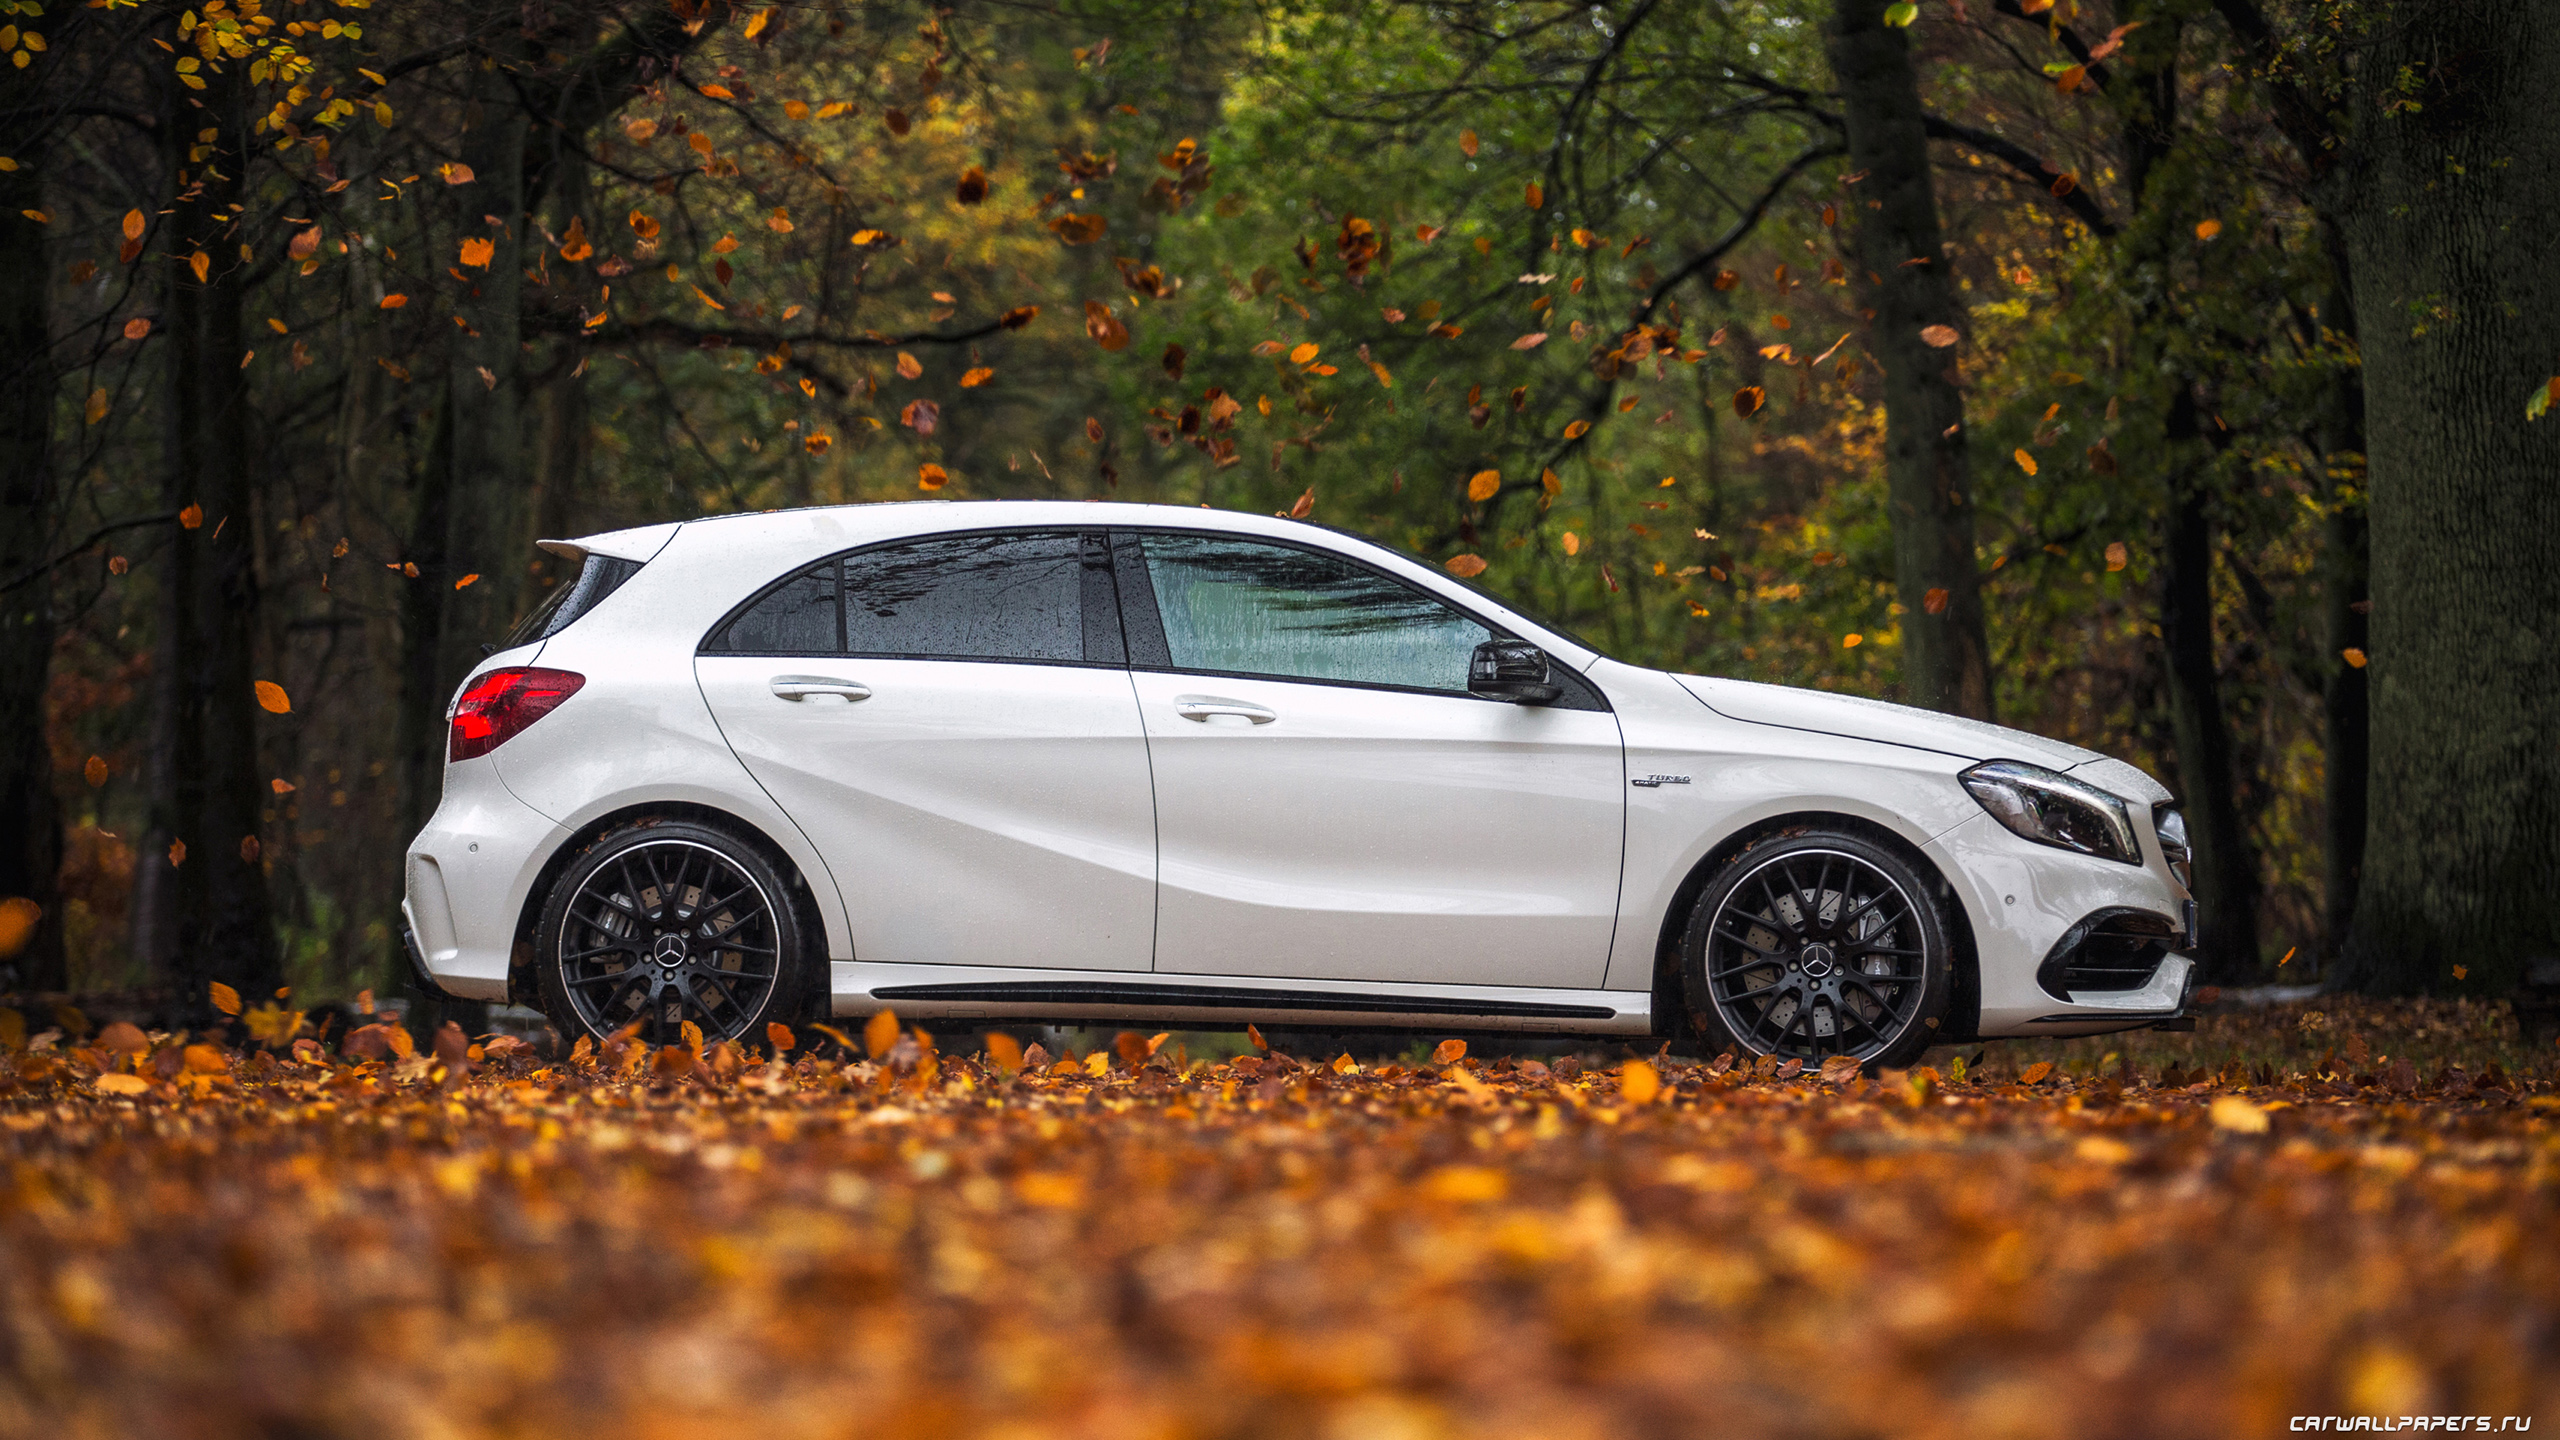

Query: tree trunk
2335;1;2560;995
1826;0;1994;721
2161;394;2262;980
2314;225;2368;963
0;150;65;993
160;64;283;1015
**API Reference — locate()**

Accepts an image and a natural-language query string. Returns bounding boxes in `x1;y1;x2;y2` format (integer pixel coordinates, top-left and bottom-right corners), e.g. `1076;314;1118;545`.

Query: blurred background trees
1;0;2550;1011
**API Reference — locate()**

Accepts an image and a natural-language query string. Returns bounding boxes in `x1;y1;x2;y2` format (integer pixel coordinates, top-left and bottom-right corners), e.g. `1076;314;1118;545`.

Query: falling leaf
122;208;145;241
901;399;941;434
1445;554;1487;578
803;433;832;455
379;294;408;309
1564;419;1591;439
1162;343;1187;381
2021;1061;2055;1085
1459;129;1479;157
2195;217;2223;241
455;573;479;590
919;463;948;490
254;681;291;714
440;162;475;185
84;755;108;787
1467;470;1501;502
85;389;107;425
1083;301;1130;351
458;236;494;268
1920;324;1959;348
628;210;660;239
168;839;186;867
1924;586;1950;615
1621;1060;1661;1105
1431;1039;1467;1064
2105;542;2129;572
863;1009;900;1059
1732;386;1765;418
1843;633;1863;649
270;778;295;794
179;503;203;529
2049;172;2078;197
1562;532;1581;557
2342;648;2368;669
1047;213;1107;245
559;216;592;261
1000;306;1040;329
123;317;152;341
1287;342;1320;365
1289;488;1315;519
960;367;994;388
1523;180;1543;209
1510;332;1548;350
288;227;321;261
2452;965;2469;982
1883;2;1919;24
896;352;923;380
2013;448;2039;476
955;166;989;204
210;981;241;1016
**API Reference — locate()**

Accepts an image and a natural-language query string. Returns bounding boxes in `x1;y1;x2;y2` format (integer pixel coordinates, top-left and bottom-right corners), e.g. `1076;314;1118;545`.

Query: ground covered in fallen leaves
3;1004;2556;1440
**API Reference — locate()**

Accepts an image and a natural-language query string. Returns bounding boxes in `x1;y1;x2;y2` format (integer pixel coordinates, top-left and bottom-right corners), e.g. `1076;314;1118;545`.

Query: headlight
2154;806;2191;886
1960;760;2139;865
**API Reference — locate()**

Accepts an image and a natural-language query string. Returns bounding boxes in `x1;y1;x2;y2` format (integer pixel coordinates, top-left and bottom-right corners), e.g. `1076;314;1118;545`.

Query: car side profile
404;500;2197;1066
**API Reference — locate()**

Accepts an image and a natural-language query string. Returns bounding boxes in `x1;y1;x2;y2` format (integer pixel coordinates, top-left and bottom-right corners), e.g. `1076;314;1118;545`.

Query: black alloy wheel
534;820;812;1047
1681;830;1952;1067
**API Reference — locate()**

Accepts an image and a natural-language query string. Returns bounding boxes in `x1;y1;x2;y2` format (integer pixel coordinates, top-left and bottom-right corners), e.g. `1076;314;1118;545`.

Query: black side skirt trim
869;980;1618;1021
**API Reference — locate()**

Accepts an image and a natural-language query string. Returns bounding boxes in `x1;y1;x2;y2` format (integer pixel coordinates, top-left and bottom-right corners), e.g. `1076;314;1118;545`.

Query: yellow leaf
254;680;291;714
95;1073;152;1096
1562;532;1581;556
2210;1096;2269;1133
188;251;209;283
1422;1166;1507;1203
1288;342;1319;365
209;980;242;1016
1620;1059;1661;1105
2013;448;2039;476
863;1009;899;1058
1466;469;1501;502
2342;647;2368;669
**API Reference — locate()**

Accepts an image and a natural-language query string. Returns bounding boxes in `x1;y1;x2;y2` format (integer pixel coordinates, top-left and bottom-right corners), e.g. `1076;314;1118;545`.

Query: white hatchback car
404;500;2197;1066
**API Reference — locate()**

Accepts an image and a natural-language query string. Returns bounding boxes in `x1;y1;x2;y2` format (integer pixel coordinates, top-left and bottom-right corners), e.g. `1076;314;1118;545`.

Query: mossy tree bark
2333;1;2560;994
1826;0;1994;720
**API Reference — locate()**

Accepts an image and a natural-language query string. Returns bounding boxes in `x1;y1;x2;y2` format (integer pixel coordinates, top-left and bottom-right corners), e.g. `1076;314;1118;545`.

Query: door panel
1130;671;1624;987
698;657;1156;970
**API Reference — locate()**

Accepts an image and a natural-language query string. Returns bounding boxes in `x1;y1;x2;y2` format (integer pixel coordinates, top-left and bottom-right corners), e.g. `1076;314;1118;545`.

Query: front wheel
533;820;816;1047
1679;829;1953;1068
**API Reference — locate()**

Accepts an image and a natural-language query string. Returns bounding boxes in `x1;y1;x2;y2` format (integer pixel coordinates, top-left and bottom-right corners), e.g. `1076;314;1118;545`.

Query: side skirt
831;962;1655;1036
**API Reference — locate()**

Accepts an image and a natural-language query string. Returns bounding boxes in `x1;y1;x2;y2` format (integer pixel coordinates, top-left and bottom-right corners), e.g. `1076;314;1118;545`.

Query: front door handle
770;675;871;702
1174;695;1276;724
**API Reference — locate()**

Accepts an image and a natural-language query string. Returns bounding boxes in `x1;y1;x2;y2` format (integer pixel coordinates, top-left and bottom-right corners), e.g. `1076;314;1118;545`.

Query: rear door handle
770;675;871;702
1174;695;1276;724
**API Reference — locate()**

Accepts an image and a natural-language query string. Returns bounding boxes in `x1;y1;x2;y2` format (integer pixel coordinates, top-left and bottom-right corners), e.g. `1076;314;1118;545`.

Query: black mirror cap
1469;639;1563;704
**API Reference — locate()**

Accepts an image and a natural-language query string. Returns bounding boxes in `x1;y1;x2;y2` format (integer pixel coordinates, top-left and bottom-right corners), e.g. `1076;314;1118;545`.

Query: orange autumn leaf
1924;586;1950;615
2013;448;2039;476
178;503;204;529
1083;301;1130;351
458;236;495;268
209;980;242;1016
1523;180;1543;209
84;755;108;787
559;216;592;261
896;352;923;380
254;681;291;714
1563;419;1590;439
919;463;948;490
960;367;994;388
1920;324;1959;347
1466;470;1501;502
1444;553;1488;578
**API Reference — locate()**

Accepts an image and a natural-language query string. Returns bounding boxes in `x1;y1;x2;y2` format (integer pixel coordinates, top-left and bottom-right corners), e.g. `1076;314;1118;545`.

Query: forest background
1;0;2553;1022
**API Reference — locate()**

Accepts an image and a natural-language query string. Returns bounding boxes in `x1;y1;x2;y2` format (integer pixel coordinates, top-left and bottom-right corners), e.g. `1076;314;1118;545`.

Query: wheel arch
507;800;832;1006
1647;810;1981;1047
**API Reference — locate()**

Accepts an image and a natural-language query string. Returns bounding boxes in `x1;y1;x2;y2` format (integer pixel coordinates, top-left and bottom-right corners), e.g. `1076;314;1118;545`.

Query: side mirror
1469;639;1562;705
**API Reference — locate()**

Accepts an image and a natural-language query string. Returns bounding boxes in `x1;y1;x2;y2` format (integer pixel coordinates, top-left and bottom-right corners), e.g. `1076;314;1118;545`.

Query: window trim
1109;528;1610;712
695;526;1121;667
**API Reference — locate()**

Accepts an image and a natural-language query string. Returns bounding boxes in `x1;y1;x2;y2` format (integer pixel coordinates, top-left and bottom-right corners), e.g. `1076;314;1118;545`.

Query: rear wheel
1679;829;1952;1067
533;820;816;1047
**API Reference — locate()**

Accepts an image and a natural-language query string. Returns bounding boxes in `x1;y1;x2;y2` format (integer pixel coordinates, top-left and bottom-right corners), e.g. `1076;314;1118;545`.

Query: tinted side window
503;554;642;650
844;533;1085;661
1134;533;1489;692
713;562;841;655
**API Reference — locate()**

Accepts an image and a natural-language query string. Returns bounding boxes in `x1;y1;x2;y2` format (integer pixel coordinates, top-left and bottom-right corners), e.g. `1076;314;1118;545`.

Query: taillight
448;667;585;762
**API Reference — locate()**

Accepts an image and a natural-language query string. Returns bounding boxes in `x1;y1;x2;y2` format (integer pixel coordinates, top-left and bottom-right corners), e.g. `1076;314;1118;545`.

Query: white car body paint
405;500;2197;1041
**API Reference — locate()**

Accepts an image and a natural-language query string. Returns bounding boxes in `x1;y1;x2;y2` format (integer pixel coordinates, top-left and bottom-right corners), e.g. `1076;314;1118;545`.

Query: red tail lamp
448;667;585;762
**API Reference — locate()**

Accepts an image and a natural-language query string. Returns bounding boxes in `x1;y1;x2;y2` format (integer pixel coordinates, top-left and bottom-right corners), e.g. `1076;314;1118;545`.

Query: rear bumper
403;758;570;1004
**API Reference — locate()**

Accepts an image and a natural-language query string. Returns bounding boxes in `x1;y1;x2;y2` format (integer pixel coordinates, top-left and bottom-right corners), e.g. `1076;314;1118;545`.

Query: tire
533;819;819;1048
1678;828;1953;1068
